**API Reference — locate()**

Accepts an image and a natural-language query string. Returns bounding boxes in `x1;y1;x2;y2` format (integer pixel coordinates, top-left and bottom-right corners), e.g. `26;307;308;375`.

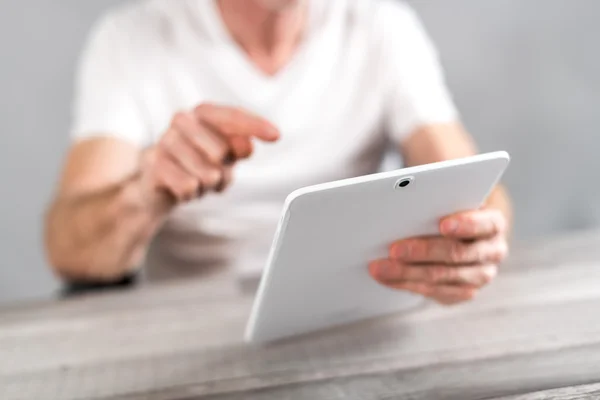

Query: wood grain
1;230;600;400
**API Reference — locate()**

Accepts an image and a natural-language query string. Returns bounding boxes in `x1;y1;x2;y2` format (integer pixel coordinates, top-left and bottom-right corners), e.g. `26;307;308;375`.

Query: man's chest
139;38;388;147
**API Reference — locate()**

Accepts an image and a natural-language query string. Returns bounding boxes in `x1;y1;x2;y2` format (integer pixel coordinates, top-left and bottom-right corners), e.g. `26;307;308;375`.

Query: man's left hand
368;208;509;305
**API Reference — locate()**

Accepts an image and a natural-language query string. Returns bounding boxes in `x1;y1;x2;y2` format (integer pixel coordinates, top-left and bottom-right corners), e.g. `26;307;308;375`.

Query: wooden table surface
2;231;600;400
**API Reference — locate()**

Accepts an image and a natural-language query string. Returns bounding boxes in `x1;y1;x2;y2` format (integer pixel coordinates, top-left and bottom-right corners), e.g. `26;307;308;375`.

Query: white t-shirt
71;0;459;280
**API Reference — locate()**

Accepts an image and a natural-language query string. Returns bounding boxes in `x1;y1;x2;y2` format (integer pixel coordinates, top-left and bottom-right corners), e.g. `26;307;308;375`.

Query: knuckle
489;239;509;263
202;147;223;165
473;245;486;263
203;168;222;188
194;103;211;117
482;265;498;284
472;242;489;264
161;129;180;151
427;267;447;283
172;112;189;128
497;240;509;261
154;170;168;189
448;243;465;264
168;184;186;202
181;178;199;198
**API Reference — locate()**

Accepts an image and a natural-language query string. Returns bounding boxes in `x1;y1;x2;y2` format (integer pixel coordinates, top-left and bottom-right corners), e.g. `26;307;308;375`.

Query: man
45;0;511;305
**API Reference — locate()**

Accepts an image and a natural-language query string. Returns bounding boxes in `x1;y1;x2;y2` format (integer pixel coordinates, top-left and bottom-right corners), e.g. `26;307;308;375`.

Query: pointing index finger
194;103;280;142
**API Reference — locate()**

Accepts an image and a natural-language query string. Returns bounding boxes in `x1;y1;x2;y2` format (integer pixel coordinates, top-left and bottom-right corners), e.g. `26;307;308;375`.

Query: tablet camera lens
395;177;414;190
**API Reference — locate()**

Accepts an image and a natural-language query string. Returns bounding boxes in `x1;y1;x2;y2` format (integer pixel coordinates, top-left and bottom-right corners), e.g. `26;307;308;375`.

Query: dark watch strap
60;272;140;298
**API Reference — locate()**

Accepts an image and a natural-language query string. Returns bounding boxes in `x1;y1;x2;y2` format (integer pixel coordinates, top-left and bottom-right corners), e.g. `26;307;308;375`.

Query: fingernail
442;219;459;235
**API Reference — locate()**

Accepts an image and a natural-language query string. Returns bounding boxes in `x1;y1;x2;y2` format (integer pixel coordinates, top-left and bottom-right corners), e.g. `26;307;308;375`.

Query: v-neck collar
198;0;323;86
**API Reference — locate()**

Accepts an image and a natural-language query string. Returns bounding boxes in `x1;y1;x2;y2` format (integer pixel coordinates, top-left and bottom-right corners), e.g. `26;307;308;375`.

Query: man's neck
217;0;308;76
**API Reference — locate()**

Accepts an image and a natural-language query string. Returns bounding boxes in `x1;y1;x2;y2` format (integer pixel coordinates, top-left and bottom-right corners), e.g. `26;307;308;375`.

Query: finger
159;137;222;195
195;103;280;142
370;260;498;287
154;149;199;202
228;136;254;160
433;286;480;305
172;112;230;165
391;282;479;304
161;126;224;191
196;162;224;192
161;127;210;178
390;236;508;265
440;208;507;239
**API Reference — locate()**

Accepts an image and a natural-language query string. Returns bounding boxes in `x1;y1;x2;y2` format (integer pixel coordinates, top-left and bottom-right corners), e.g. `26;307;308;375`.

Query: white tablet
245;151;510;343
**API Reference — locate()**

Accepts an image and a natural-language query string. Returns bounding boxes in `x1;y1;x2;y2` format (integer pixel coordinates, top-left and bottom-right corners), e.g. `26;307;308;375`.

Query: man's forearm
45;172;170;282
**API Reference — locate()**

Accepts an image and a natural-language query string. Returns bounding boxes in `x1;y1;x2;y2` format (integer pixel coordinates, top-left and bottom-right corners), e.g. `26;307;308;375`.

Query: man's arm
45;105;280;283
400;122;512;228
44;138;169;283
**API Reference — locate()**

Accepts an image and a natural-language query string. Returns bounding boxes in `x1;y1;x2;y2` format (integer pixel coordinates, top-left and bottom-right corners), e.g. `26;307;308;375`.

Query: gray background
0;0;599;304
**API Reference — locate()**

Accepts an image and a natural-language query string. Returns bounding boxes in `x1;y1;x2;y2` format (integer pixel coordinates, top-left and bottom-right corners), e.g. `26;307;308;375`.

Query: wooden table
2;231;600;400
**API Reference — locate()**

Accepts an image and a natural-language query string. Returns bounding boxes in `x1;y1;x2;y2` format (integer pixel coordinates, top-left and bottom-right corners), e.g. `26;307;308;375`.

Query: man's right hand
142;103;280;204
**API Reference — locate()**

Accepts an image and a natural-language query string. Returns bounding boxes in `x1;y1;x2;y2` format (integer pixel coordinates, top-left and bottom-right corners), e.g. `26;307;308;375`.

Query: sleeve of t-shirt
378;1;460;144
70;13;150;146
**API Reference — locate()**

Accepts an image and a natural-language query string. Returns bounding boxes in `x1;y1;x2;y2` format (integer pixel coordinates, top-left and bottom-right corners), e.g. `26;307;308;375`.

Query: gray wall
1;0;599;304
0;0;123;304
413;0;600;238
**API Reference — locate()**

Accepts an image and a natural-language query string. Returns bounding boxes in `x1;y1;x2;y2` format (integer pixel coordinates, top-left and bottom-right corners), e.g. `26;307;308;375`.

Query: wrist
130;171;173;219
